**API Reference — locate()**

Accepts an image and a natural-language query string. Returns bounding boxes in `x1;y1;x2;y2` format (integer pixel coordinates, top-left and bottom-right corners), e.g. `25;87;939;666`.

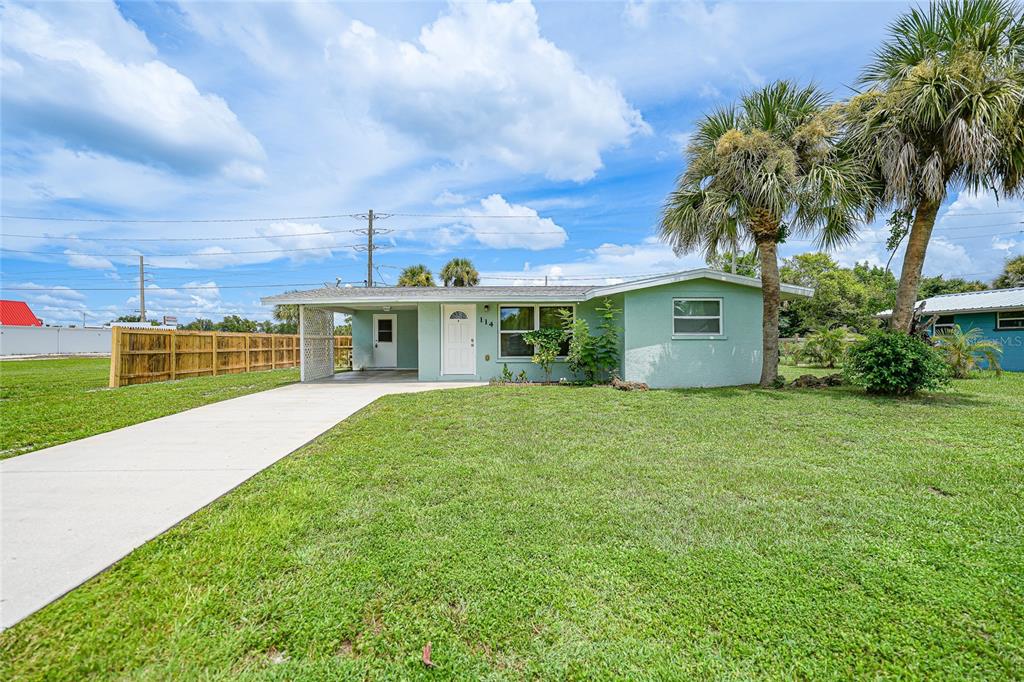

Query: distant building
0;300;42;327
878;287;1024;372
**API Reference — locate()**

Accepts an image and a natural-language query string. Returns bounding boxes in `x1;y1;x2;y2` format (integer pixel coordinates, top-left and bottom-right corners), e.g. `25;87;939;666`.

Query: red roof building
0;300;43;326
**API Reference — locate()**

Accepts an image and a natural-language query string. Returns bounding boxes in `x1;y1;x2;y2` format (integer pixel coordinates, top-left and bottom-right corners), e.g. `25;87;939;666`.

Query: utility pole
354;210;392;287
138;256;146;322
367;209;374;287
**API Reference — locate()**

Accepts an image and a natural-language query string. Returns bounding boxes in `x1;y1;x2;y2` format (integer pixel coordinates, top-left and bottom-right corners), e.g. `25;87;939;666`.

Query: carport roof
261;268;813;306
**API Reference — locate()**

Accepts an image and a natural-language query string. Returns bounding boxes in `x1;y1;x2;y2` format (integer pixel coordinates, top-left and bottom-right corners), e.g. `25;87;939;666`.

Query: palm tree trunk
890;198;941;332
756;239;781;388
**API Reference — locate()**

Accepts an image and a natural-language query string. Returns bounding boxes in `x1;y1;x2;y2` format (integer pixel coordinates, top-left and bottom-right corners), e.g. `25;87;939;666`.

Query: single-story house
877;287;1024;371
262;268;812;388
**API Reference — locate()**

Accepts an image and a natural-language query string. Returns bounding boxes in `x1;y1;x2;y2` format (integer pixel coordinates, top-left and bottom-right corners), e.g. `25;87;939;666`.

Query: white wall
0;326;112;356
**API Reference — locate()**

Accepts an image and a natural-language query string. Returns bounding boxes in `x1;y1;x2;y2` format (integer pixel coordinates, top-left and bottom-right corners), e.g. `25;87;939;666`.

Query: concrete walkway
1;375;480;629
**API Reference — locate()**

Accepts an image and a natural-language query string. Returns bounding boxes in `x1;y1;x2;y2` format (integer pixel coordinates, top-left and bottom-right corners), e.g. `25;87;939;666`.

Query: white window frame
497;303;575;360
672;297;724;338
932;315;957;335
996;309;1024;330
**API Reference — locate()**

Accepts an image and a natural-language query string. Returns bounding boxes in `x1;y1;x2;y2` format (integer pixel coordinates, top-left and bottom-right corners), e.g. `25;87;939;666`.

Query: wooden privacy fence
109;328;352;387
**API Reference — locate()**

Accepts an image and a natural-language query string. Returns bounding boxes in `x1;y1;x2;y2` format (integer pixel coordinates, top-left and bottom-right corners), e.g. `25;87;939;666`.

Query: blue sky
2;0;1021;326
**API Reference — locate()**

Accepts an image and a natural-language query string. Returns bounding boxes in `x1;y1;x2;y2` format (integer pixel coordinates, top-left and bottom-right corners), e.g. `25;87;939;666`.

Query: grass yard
0;357;298;458
2;371;1023;679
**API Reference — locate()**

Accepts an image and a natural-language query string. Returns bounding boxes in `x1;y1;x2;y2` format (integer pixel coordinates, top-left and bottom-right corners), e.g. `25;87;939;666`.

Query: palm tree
440;258;480;287
848;0;1024;332
397;264;435;287
934;325;1003;377
993;254;1024;288
660;81;872;387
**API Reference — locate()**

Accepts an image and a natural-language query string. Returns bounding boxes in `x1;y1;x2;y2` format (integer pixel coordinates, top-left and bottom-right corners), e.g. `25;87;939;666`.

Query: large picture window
499;304;573;357
996;310;1024;330
673;298;722;335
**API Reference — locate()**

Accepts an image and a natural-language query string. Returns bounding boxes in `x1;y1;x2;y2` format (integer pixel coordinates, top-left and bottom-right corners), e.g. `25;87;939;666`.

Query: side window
673;299;722;335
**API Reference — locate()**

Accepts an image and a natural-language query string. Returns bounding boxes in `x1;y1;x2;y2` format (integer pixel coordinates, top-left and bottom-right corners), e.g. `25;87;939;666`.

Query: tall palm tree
397;264;435;287
934;325;1003;377
661;81;872;387
440;257;480;287
848;0;1024;332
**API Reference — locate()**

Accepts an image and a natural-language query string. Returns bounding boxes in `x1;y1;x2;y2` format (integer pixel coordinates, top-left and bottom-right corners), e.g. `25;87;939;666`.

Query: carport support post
299;305;306;382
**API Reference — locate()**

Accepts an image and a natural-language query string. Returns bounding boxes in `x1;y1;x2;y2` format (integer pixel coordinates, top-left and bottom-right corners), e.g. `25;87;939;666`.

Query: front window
932;315;956;334
673;298;722;335
996;310;1024;330
499;304;572;357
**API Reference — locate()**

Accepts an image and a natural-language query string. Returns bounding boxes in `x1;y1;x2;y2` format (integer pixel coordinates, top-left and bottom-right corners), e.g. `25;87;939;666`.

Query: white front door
372;314;397;368
442;304;476;375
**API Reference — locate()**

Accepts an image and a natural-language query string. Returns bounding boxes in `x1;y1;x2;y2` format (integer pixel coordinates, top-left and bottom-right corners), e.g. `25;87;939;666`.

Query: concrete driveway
1;374;480;629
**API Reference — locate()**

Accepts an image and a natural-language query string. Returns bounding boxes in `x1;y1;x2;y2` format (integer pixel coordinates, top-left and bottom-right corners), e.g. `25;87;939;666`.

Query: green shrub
521;328;564;383
558;298;622;383
802;327;851;368
844;330;950;396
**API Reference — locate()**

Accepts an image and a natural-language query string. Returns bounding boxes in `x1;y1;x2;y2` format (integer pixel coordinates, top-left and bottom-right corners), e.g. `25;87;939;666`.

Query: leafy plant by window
521;328;564;383
558;298;622;383
934;325;1003;378
844;330;950;396
500;363;514;384
593;299;622;380
516;369;529;384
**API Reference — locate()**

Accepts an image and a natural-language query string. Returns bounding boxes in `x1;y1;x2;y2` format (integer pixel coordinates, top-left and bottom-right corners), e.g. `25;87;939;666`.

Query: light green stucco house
262;269;812;388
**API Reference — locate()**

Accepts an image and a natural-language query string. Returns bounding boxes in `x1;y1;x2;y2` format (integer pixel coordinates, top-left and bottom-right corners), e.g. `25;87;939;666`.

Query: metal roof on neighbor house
0;300;42;326
261;268;814;306
876;287;1024;317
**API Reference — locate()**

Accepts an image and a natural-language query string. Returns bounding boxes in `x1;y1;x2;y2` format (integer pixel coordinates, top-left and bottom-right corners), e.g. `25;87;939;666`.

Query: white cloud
327;2;649;181
2;2;264;178
433;190;468;206
481;235;701;284
64;251;115;270
461;194;567;251
623;0;653;28
257;222;344;263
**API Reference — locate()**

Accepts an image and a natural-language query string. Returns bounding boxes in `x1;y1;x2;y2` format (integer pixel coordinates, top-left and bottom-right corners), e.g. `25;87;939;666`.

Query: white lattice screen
300;306;335;382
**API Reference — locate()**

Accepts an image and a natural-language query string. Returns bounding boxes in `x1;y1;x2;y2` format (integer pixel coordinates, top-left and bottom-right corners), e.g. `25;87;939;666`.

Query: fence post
212;332;219;376
108;326;122;388
169;329;177;381
245;334;251;372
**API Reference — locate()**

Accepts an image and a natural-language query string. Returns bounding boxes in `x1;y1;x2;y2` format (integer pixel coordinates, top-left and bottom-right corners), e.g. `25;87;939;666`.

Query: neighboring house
263;268;812;388
877;287;1024;371
0;300;42;326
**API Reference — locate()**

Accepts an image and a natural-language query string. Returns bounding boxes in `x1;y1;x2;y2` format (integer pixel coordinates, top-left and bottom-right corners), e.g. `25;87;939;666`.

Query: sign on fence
109;328;352;387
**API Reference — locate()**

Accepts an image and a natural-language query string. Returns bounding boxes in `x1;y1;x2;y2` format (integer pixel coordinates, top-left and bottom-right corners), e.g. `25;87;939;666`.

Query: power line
1;213;364;224
0;282;362;292
0;228;364;241
0;243;365;257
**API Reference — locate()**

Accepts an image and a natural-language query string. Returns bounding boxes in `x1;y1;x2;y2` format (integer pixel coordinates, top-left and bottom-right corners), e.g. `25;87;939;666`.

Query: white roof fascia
587;268;814;299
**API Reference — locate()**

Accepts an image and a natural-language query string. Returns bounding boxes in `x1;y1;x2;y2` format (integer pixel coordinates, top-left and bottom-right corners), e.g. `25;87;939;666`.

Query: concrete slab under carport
1;375;482;630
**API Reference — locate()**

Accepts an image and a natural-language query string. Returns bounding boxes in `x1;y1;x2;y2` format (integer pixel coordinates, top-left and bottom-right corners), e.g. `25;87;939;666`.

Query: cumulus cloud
460;194;567;250
64;251;115;270
481;236;700;284
2;2;265;178
328;1;649;181
257;222;345;263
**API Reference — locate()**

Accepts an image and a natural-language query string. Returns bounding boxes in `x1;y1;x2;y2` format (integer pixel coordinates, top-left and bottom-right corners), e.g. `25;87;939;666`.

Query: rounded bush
843;330;950;396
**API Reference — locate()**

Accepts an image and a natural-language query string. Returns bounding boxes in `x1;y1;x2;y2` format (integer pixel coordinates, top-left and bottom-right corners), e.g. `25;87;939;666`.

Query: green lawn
0;358;298;458
3;372;1023;679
